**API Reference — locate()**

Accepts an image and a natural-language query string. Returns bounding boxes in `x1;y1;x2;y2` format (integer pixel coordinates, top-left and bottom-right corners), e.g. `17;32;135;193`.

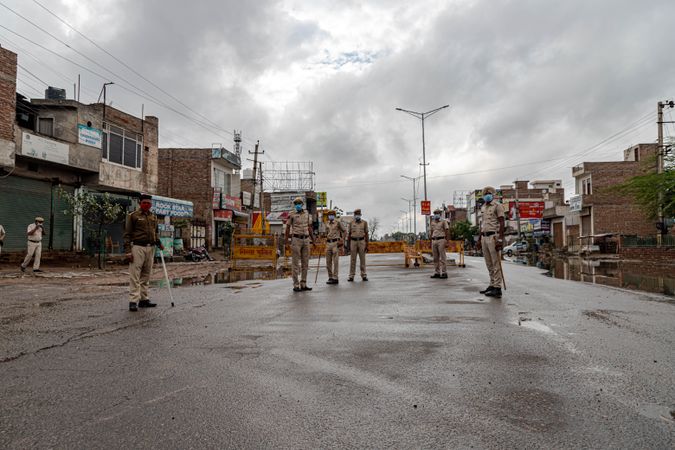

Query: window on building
38;117;54;137
102;123;143;169
582;177;592;195
213;167;232;194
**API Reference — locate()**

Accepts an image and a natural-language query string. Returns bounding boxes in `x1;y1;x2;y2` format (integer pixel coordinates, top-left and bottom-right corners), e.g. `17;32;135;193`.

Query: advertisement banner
151;195;193;218
212;188;222;210
316;192;327;207
21;132;69;165
569;195;582;212
508;201;545;220
77;124;103;149
421;200;431;216
223;194;242;211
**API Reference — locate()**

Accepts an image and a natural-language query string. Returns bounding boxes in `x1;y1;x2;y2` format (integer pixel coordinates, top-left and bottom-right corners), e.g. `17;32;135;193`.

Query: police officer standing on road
477;186;505;298
21;216;45;273
430;208;450;279
324;209;345;284
285;197;315;292
348;208;369;282
123;194;163;312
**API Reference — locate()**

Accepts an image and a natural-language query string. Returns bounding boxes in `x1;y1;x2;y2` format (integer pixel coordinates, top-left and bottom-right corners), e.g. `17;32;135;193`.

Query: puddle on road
151;268;286;289
506;255;675;297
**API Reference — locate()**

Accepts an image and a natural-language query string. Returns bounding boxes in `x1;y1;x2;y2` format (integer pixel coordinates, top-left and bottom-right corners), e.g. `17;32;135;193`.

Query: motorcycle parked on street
184;246;214;262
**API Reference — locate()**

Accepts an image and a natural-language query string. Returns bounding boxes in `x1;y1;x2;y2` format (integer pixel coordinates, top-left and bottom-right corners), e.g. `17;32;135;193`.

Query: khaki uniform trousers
349;239;367;278
482;235;504;288
326;241;341;280
129;245;155;302
21;241;42;270
432;238;447;275
291;237;310;288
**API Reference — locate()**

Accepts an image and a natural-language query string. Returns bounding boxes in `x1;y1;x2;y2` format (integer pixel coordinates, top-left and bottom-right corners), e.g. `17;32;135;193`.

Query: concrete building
0;46;173;254
158;147;244;250
549;144;658;251
444;205;468;226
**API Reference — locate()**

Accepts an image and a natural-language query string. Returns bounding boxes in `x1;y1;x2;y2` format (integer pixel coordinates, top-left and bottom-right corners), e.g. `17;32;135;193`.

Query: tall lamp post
400;210;410;233
400;174;422;239
396;105;450;235
401;197;413;234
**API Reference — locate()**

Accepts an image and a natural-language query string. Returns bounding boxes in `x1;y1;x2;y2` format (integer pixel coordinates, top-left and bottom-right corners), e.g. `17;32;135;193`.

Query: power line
17;63;48;86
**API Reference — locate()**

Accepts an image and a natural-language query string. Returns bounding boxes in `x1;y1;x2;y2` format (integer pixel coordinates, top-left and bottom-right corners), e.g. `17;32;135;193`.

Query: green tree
59;189;125;269
450;220;479;242
615;151;675;226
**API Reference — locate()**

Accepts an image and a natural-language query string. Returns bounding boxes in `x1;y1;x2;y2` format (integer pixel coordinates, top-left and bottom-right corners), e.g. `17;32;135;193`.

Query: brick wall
620;247;675;264
0;47;17;167
158;148;212;225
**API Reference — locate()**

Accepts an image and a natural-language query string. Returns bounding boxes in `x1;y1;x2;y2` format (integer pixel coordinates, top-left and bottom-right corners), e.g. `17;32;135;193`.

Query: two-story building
0;46;179;255
158;147;245;250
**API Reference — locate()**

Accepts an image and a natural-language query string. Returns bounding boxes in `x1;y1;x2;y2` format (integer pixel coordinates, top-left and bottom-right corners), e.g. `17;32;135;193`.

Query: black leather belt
432;237;445;240
292;234;309;239
351;237;364;241
28;239;41;243
481;231;496;236
327;238;340;243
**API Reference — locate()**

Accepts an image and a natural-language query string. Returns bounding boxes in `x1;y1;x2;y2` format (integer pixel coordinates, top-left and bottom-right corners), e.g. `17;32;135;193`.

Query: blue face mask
295;204;302;212
328;215;335;221
434;215;440;220
483;194;493;203
355;215;362;221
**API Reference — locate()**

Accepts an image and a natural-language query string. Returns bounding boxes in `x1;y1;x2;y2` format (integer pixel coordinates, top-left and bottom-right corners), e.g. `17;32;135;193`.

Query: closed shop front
0;176;74;252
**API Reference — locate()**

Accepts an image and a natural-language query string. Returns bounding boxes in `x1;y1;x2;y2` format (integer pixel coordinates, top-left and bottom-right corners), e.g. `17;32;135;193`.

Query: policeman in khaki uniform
285;197;315;292
123;194;163;311
348;208;369;282
21;216;45;273
477;186;505;298
324;210;345;284
429;208;450;279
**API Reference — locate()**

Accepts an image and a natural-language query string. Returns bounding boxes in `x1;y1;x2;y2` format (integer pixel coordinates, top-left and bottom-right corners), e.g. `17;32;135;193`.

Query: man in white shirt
21;216;44;273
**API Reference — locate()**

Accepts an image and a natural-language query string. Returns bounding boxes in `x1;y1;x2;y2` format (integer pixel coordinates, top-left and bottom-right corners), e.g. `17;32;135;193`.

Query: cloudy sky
2;0;675;235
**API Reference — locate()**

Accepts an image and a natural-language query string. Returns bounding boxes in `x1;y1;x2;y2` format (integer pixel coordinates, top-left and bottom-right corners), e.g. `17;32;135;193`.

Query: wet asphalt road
1;254;674;449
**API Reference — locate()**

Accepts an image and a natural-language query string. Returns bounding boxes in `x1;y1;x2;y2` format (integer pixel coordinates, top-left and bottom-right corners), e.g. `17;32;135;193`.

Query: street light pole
396;105;450;236
401;197;413;234
401;174;422;239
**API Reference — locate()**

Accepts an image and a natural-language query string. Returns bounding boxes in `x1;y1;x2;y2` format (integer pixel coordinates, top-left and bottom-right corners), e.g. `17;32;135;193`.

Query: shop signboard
152;195;193;218
508;201;545;220
77;124;102;149
421;200;431;216
569;195;582;212
21;132;69;165
223;194;242;211
316;192;327;207
212;188;222;209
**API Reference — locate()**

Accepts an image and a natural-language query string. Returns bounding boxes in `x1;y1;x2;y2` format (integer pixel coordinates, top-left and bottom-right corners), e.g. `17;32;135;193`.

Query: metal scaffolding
263;161;315;192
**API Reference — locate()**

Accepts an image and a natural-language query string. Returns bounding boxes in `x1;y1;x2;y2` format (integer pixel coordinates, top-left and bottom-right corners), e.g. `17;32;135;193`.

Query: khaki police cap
326;209;336;215
353;208;362;214
293;197;304;204
434;208;442;214
482;186;496;195
35;216;45;222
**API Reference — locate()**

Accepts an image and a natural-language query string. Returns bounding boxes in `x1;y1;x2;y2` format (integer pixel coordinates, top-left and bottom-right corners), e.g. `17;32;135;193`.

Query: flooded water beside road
151;268;287;289
507;254;675;297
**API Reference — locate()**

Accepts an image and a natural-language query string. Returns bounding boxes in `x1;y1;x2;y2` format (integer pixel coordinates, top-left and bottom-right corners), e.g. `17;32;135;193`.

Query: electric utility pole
247;141;263;229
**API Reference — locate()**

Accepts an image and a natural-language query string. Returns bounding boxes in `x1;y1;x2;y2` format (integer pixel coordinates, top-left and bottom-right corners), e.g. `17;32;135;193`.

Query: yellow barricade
231;233;278;270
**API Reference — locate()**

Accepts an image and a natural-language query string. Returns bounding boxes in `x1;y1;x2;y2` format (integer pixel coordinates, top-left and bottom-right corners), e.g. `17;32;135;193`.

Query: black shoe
129;302;138;312
301;286;313;291
138;300;157;308
485;288;502;298
293;287;302;292
480;286;494;294
362;277;368;282
334;279;339;284
440;273;448;279
33;269;43;273
348;278;354;282
326;279;337;285
430;274;441;279
20;266;25;273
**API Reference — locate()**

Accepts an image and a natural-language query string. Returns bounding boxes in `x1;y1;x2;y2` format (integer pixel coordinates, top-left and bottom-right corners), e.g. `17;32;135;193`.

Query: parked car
504;241;528;257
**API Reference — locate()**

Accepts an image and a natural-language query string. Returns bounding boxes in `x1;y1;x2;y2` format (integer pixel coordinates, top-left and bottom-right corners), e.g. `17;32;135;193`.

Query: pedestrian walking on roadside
324;209;346;284
430;208;450;279
123;194;163;312
285;197;315;292
348;208;369;282
476;186;505;298
0;223;5;256
20;217;45;273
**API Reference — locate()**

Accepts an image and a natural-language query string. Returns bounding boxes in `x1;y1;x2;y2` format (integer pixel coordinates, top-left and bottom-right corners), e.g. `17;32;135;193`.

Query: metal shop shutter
0;177;74;252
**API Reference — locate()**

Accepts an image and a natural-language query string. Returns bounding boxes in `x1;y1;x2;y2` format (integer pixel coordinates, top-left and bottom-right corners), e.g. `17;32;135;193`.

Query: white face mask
328;215;335;221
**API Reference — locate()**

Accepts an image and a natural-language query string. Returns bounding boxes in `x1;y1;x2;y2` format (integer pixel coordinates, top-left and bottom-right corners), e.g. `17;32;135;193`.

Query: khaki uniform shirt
430;219;449;238
123;209;158;252
326;220;345;240
27;223;43;242
288;210;311;236
349;219;368;238
480;202;505;233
